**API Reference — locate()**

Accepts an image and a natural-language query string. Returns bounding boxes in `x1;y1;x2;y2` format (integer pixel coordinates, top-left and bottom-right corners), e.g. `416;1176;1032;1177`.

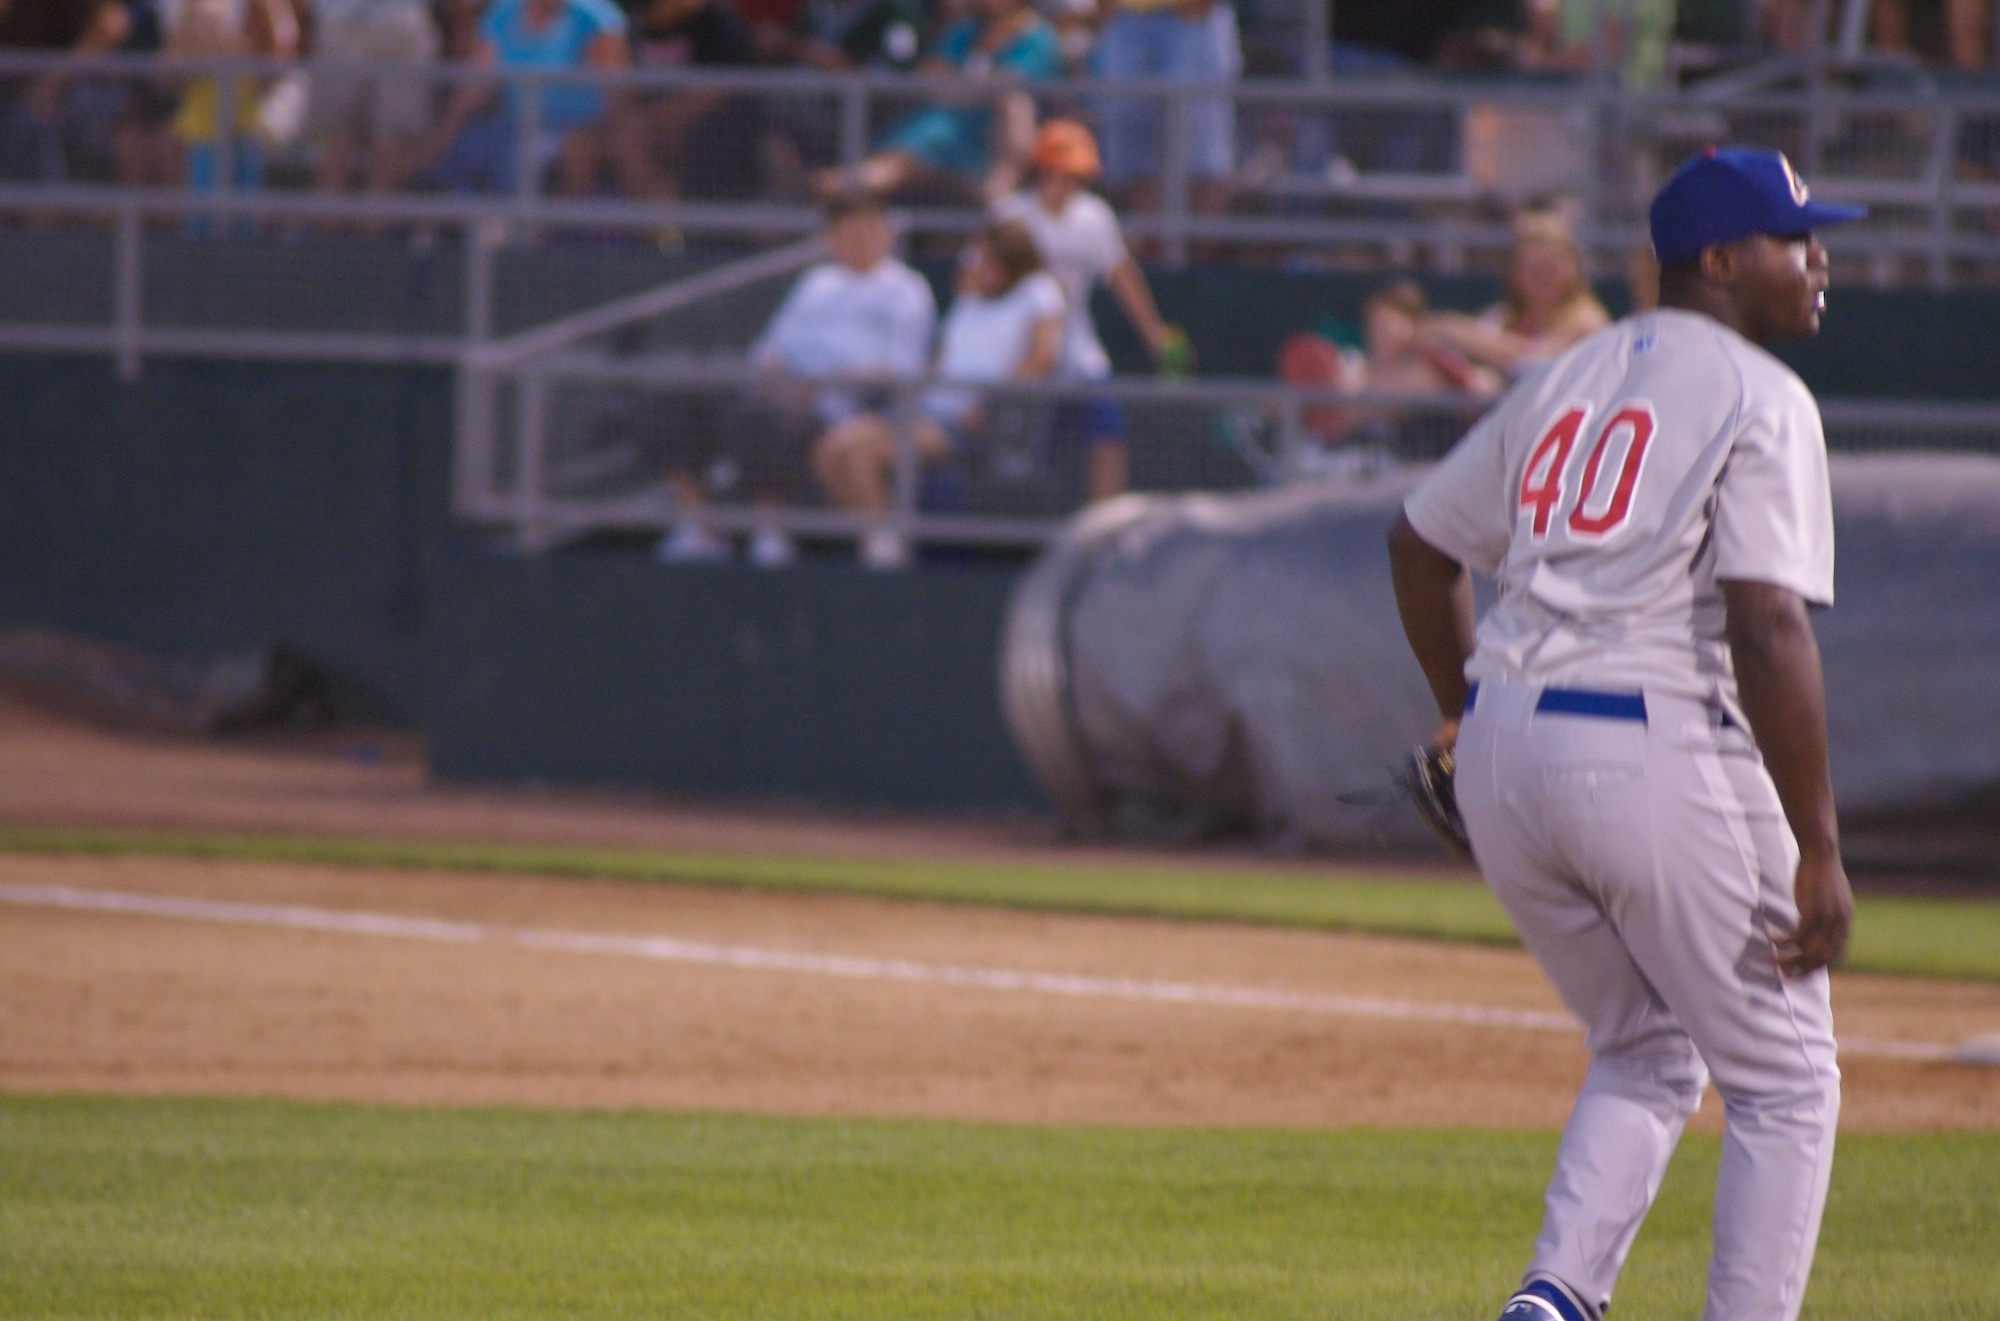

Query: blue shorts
1054;396;1126;450
427;108;593;194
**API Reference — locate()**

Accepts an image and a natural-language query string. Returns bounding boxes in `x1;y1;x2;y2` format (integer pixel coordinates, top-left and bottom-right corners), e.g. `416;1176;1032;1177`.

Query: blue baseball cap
1649;146;1865;266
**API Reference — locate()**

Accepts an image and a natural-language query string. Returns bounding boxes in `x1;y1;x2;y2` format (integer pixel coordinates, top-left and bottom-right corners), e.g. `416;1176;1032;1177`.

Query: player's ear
1696;242;1737;286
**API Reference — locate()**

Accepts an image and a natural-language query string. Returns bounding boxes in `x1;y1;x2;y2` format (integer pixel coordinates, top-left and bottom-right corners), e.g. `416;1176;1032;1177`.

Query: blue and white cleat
1498;1277;1590;1321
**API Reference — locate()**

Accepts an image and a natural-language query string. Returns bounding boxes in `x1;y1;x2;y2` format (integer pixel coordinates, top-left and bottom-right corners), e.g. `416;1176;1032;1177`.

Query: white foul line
0;882;1980;1064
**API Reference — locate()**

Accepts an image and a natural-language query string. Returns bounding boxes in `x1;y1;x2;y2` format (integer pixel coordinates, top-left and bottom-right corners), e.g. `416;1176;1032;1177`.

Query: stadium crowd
2;0;1995;208
3;0;1992;565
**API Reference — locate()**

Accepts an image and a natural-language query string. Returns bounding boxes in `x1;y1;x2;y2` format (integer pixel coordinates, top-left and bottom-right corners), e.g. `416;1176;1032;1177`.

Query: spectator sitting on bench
877;218;1066;495
741;193;937;570
1421;207;1609;378
1277;279;1499;448
1352;280;1500;395
815;222;1063;566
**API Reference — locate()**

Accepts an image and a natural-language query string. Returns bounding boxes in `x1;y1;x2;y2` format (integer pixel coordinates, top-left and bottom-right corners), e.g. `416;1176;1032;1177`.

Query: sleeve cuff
1713;567;1834;609
1403;495;1500;578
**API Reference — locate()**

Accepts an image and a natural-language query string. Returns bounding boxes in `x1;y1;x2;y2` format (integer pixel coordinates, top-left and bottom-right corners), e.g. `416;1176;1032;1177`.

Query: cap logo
1777;153;1810;205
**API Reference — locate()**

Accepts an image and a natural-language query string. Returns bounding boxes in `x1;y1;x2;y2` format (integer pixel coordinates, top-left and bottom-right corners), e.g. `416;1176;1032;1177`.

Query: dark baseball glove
1399;744;1471;858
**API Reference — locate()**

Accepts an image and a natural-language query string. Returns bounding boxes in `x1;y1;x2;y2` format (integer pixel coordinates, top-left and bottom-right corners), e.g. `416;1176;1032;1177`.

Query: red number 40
1516;401;1656;541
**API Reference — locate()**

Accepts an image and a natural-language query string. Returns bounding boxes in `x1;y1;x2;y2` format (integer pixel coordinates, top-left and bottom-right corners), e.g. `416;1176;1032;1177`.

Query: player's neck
1658;290;1758;343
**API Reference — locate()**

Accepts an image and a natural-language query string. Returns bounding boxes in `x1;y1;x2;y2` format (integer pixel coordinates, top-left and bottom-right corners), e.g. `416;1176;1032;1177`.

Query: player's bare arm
1722;579;1854;976
1107;258;1187;366
1387;513;1475;750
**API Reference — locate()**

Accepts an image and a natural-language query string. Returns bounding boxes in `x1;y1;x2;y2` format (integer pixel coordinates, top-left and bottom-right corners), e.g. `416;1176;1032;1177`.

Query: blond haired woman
1423;209;1610;377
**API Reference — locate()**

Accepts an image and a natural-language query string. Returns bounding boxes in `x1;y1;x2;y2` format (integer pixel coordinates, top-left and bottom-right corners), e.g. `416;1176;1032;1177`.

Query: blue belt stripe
1459;683;1647;722
1536;687;1648;722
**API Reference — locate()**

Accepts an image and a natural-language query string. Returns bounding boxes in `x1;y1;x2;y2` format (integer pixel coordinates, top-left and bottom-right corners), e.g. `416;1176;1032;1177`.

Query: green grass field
1;1094;1994;1319
4;825;1998;981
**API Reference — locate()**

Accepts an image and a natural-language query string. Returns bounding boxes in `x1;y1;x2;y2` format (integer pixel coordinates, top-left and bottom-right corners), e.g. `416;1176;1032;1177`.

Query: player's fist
1776;851;1853;978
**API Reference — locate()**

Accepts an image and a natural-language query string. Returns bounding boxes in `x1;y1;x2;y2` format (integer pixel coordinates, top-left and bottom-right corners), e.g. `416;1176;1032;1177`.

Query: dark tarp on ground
0;627;326;734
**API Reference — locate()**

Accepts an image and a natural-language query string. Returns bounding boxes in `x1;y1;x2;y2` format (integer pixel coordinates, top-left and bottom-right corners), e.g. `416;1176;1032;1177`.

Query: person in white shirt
658;193;935;565
1389;147;1864;1321
918;219;1065;447
751;193;938;417
991;119;1187;501
815;219;1063;569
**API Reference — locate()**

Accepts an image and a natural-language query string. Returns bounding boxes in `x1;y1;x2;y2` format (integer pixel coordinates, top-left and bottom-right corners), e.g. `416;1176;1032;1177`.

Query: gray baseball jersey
1404;307;1834;712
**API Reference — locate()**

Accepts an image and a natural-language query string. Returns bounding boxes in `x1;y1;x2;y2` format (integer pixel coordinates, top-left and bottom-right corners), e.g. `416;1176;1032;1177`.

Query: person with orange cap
992;119;1189;499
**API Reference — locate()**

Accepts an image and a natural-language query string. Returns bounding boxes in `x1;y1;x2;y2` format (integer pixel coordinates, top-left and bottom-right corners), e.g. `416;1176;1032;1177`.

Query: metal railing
1;50;1998;291
5;51;1998;554
453;243;2000;554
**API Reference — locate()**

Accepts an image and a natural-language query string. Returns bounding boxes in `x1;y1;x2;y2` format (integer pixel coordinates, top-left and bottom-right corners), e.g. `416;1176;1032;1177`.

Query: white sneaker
859;526;911;571
748;525;797;568
655;521;731;563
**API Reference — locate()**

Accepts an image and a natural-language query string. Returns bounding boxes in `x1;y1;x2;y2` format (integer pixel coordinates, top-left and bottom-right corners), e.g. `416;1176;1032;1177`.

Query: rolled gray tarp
1000;454;2000;854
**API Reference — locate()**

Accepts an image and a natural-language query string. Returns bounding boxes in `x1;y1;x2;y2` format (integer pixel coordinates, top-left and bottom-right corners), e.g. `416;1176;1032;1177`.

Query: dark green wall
0;351;1038;808
426;553;1039;808
0;232;738;340
0;354;449;722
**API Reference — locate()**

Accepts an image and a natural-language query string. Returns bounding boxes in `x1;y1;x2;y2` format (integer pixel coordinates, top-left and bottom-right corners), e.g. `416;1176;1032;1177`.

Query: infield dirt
1;691;1996;1132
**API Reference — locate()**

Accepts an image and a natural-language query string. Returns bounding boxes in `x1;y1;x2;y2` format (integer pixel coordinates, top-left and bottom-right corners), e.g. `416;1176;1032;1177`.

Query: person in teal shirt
812;0;1059;201
420;0;630;195
480;0;630;130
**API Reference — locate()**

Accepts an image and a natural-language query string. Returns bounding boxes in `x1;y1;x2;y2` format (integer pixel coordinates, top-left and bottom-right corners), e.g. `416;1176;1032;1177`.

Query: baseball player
1386;147;1864;1321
